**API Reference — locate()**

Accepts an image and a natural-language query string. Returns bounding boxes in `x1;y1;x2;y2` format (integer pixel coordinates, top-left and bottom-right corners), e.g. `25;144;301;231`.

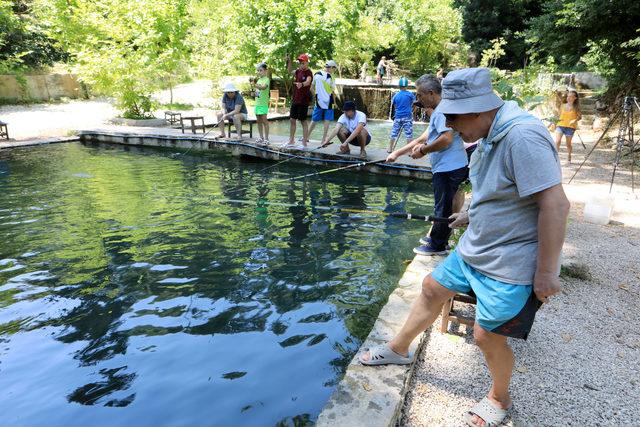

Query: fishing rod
257;142;335;173
174;117;226;157
270;158;387;184
388;122;405;153
217;197;453;223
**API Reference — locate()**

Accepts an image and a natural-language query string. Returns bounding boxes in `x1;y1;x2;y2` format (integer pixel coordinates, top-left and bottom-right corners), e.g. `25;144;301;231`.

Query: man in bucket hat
360;68;570;427
216;82;247;139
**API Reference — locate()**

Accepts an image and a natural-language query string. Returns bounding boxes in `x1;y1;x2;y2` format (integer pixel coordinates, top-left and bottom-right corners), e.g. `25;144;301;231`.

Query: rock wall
0;74;87;102
338;86;400;119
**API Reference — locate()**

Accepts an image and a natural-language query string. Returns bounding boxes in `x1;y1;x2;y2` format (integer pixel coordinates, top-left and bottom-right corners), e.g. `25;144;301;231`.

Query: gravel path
401;130;640;426
0;98;118;140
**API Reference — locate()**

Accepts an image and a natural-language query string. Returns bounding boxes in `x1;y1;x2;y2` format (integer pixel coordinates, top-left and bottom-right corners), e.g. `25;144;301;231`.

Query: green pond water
267;119;428;150
0;142;434;426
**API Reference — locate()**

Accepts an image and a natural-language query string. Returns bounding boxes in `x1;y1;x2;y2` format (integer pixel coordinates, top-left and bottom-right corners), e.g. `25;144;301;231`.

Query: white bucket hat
437;68;504;114
325;60;338;68
222;82;238;93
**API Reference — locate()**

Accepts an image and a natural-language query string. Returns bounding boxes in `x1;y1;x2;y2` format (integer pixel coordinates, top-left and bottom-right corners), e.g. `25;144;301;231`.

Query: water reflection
0;143;433;426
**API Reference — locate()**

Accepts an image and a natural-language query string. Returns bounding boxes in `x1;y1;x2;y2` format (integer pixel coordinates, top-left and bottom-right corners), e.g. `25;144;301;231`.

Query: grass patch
161;102;195;111
560;262;591;281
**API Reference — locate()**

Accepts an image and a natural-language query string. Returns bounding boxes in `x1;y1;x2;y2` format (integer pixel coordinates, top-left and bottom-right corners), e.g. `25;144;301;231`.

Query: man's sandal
464;396;512;427
358;344;412;366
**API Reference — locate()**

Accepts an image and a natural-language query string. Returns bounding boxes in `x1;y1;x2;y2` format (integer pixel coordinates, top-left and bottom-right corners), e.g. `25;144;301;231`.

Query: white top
313;71;335;109
337;110;367;133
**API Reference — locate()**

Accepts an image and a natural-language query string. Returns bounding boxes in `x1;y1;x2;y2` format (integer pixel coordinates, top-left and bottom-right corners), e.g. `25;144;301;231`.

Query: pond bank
77;126;434;181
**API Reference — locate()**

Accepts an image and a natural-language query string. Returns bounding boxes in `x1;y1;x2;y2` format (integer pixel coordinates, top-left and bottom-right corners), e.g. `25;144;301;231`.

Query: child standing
388;77;415;153
555;88;581;163
254;62;270;145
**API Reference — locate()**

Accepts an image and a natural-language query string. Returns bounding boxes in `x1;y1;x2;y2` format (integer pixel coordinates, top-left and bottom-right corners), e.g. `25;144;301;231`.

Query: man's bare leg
308;120;317;138
469;325;514;427
216;112;225;138
301;120;310;146
359;129;370;158
361;275;455;360
233;115;243;139
337;129;350;154
322;120;330;142
288;118;296;145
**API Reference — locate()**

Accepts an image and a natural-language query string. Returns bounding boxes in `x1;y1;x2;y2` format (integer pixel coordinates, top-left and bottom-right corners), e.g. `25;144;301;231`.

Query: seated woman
320;100;371;158
217;82;247;139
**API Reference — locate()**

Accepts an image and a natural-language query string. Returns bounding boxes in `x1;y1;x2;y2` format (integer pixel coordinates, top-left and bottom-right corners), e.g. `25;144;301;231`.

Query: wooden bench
164;111;182;125
440;292;477;333
180;116;205;134
0;120;8;140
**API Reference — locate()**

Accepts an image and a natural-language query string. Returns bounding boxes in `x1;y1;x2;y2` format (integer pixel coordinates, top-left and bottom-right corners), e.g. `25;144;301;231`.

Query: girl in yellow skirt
555;89;582;163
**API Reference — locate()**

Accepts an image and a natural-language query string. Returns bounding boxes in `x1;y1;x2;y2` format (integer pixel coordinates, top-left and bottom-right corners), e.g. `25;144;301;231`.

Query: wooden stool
0;121;8;140
226;120;253;138
180;116;205;134
164;111;182;125
440;292;477;333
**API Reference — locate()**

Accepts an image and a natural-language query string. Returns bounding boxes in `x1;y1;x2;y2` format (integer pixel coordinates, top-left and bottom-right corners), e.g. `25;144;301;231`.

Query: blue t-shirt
392;90;415;119
427;108;468;173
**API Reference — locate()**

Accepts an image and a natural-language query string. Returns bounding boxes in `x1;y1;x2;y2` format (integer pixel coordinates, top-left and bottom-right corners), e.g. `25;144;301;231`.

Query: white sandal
464;396;512;427
358;344;412;366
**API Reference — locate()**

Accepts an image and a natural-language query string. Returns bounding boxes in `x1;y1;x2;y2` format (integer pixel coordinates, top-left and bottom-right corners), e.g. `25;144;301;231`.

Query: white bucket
583;194;615;225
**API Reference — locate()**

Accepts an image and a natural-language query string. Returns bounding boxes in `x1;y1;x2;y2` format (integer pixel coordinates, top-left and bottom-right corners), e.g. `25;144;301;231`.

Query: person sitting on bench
217;83;247;139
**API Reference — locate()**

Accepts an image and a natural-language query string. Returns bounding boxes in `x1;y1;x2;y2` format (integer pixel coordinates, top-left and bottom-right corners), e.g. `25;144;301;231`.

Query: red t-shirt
292;68;313;105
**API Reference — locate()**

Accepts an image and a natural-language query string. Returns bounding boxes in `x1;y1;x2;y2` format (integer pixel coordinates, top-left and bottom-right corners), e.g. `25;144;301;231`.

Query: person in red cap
282;53;313;149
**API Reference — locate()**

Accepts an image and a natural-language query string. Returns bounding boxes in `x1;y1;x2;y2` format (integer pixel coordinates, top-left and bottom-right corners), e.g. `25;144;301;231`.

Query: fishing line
255;142;335;173
269;158;387;184
217;197;452;223
174;117;228;158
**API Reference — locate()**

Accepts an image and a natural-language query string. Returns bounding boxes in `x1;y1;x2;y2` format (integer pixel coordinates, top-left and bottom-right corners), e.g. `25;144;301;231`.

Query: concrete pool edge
0;136;79;149
316;254;444;426
76;127;433;181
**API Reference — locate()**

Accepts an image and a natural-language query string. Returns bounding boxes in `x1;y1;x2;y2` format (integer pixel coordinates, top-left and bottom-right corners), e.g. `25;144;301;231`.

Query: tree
234;0;355;92
0;0;66;73
393;0;465;74
454;0;542;69
35;0;192;117
527;0;640;94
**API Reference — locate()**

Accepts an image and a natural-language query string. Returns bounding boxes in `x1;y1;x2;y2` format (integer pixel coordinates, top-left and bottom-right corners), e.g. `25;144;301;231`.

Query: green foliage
482;42;553;110
188;0;464;85
0;0;66;73
454;0;543;69
392;0;465;74
480;38;507;68
526;0;640;93
35;0;192;117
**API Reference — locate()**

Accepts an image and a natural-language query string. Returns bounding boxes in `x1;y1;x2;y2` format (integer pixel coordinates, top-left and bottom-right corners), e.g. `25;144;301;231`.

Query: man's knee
420;275;451;303
473;323;506;349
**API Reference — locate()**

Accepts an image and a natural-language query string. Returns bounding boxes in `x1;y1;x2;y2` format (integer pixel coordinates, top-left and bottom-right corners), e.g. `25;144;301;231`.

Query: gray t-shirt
222;92;247;115
457;112;562;285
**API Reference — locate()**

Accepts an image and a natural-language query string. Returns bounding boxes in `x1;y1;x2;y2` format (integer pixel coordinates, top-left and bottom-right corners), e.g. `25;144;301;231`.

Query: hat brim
438;92;504;114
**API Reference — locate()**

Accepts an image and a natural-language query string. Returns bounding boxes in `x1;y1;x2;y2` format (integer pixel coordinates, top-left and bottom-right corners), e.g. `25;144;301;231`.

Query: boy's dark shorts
290;103;309;121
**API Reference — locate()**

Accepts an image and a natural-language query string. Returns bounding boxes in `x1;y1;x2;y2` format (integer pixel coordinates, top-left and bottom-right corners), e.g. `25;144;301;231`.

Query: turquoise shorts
432;250;542;339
